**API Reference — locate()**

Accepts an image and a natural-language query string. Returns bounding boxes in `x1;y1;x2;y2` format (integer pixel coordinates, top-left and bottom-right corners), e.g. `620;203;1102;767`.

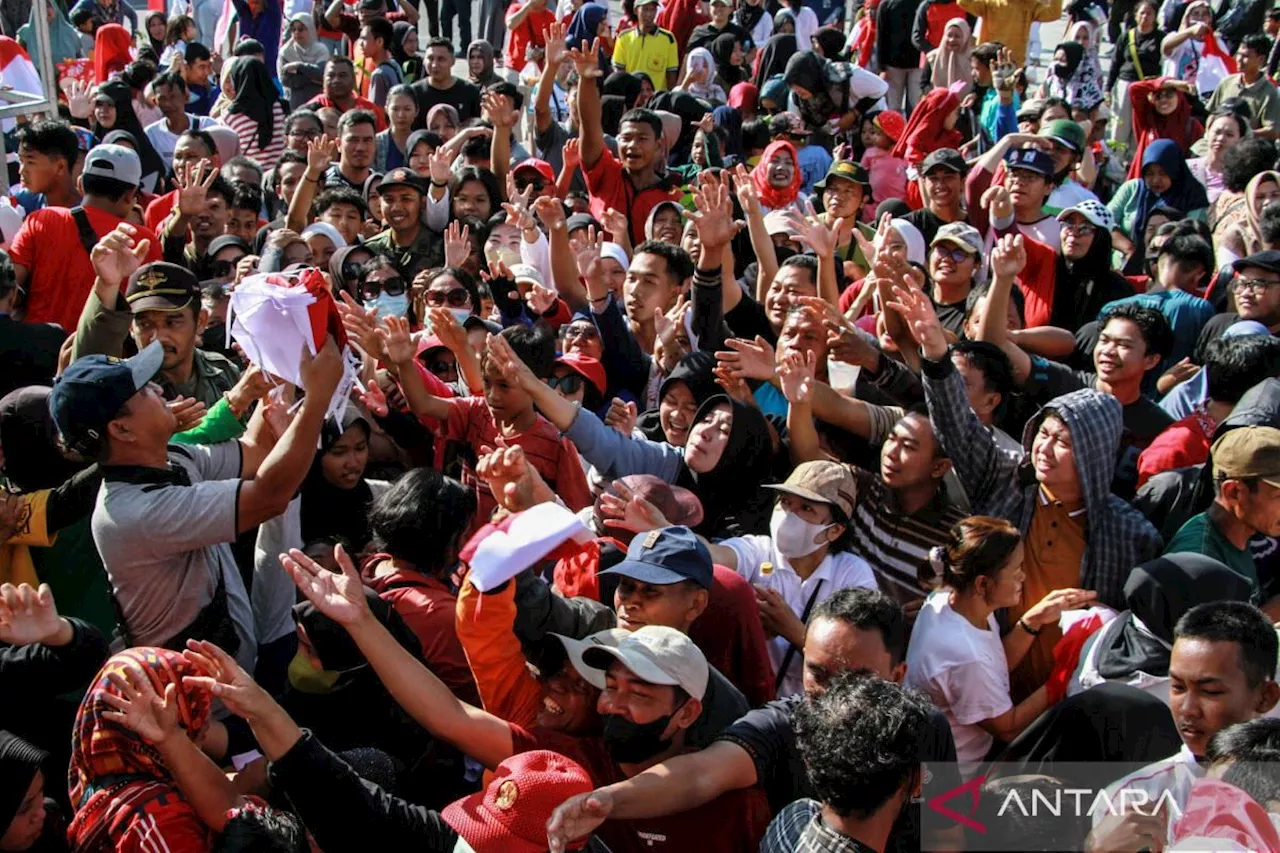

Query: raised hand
428;306;468;353
0;583;69;646
338;291;385;359
566;38;604;77
168;396;208;431
483;88;519;129
688;178;743;254
533;194;568;231
599;207;628;242
525;280;558;315
298;335;344;401
279;544;373;628
64;79;92;119
306;135;338;176
543;20;568;68
575;224;605;279
376;314;416;365
181;639;276;721
713;363;754;403
990;233;1027;281
603;398;638;435
91;223;151;291
885;282;948;360
428;145;454;187
562;137;581;171
598;480;671;533
485;331;540;391
444;220;471;268
785;199;849;257
778;348;816;404
731;164;761;215
654;294;688;355
503;180;537;230
853;212;891;269
980;184;1013;222
100;665;182;745
716;335;777;381
173;159;218;219
476;444;554;512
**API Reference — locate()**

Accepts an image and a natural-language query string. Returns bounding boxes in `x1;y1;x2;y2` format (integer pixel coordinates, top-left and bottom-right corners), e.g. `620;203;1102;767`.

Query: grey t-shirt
533;121;616;196
93;442;258;672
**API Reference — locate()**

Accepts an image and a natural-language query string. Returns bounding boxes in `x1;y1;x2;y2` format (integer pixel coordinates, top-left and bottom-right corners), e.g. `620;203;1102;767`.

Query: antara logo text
928;776;1183;834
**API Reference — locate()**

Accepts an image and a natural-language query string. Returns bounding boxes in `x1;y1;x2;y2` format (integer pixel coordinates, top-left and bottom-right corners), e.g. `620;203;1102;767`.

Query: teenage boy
182;42;220;116
966;135;1059;245
903;149;966;246
144;71;219;172
15;119;82;213
360;17;403;109
9;145;162;332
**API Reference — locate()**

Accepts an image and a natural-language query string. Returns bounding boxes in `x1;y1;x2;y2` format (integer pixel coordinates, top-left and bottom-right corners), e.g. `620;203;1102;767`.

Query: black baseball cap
920;148;967;176
125;262;201;313
600;525;713;589
566;213;600;234
379;166;425;195
49;341;164;449
1232;250;1280;275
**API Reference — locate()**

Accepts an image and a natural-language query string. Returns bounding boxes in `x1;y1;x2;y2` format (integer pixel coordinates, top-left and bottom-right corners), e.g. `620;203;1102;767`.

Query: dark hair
0;249;17;299
952;339;1014;400
368;469;477;574
619;108;664;139
741;118;771;153
1224;138;1279;193
204;174;235;207
184;41;212;63
82;174;136;202
461;131;492;161
972;42;1003;66
450;166;501;217
793;675;931;819
233;38;265;58
1175;601;1279;687
484;80;524;112
497;323;556;378
1243;33;1273;55
362;15;394;48
633;240;695;284
1157;232;1214;275
286;110;324;135
276;149;307;170
1208;108;1250;140
975;776;1089;851
223;155;264;184
315;187;367;216
385;83;417;109
937;515;1022;593
152;69;187;93
1099;302;1175;361
781;253;819;286
70;5;93;25
421;266;482;321
338;109;378;135
426;36;455;54
215;807;307;853
165;14;195;45
1205;336;1280;404
178;128;217;159
327;54;356;73
458;214;488;246
810;588;907;664
1040;95;1071;118
18;119;78;168
1209;719;1280;806
230;182;263;214
1261;205;1280;246
121;59;158;90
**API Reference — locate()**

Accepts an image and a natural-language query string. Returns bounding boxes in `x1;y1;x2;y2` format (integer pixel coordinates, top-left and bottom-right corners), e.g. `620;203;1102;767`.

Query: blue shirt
1100;289;1217;392
796;144;833;196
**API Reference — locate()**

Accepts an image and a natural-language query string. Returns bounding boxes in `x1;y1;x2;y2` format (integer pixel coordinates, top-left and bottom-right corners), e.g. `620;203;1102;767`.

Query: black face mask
1053;62;1072;78
601;711;677;764
200;323;234;358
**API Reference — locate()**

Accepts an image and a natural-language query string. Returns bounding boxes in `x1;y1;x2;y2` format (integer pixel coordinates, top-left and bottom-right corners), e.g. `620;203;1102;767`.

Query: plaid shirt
762;800;879;853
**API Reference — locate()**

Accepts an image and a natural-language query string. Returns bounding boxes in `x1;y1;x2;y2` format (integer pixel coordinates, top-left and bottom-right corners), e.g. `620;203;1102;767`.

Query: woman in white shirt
905;516;1094;777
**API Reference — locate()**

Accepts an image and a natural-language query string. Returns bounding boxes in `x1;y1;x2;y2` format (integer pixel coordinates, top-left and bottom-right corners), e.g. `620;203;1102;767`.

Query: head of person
1152;232;1213;294
426;37;455;84
17;119;78;196
337;110;377;172
1210;426;1280;539
1143;205;1184;260
1003;147;1055;211
1134;0;1157;29
635;0;659;27
1170;601;1280;757
0;731;49;853
378;167;424;236
952;339;1014;426
934;516;1024;611
625;241;693;325
802;588;908;697
284;110;324;152
450;166;500;221
357;253;406;316
963;285;1025;341
323;55;356;100
1231;251;1280;326
617;108;664;175
879;410;952;493
124;262;210;378
1058;199;1116;262
385;85;418;134
777;303;830;368
764;254;819;331
172;129;219;179
358;16;393;61
314;411;373;493
315;187;366;245
928;222;982;292
599;525;712;633
301;222;344;269
548;352;605;410
1237;33;1272;78
182;41;214;86
1093;303;1172;387
971;41;1000;87
1149;79;1185;117
764;461;856;561
370;468;476;576
1222;138;1279;197
225;183;262;244
1205;336;1280;415
919;149;966;213
215;805;307;853
1038;119;1086;182
50;342;173;461
644;200;684;245
815;161;868;220
426;103;460;141
205;234;250;284
80;143;141;217
481;324;554;420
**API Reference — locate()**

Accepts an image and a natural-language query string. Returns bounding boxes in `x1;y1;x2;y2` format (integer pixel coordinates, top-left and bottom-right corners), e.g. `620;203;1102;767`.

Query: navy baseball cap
1005;147;1055;178
49;341;164;449
600;526;713;589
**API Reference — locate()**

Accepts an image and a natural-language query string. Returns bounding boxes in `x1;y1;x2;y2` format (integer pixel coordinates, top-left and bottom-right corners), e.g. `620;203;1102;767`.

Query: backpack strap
70;206;99;255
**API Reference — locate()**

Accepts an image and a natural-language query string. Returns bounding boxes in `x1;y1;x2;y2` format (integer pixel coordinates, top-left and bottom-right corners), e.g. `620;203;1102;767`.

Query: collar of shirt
795;814;879;853
101;462;191;486
1038;485;1086;517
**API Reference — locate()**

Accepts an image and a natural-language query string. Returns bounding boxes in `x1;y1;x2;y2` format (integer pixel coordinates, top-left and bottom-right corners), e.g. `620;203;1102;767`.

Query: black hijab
92;79;165;190
711;33;746;87
403;129;433;173
812;26;846;59
649;90;708;162
1095;553;1254;680
678;394;776;538
1055;40;1085;79
226;56;280;150
0;386;82;492
300;411;378;553
754;32;796;88
734;0;766;41
1049;224;1134;331
638;351;721;443
0;731;46;832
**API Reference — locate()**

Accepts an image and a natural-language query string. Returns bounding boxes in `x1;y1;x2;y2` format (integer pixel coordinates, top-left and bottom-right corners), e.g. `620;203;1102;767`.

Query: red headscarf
849;0;878;68
93;23;133;84
1126;77;1205;180
751;139;802;210
891;87;963;165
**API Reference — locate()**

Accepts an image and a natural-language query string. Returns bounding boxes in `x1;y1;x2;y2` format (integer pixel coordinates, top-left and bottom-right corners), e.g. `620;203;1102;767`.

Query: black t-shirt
411;78;482;124
902;209;949;248
933;296;968;337
725;293;779;346
716;695;960;853
689;21;750;52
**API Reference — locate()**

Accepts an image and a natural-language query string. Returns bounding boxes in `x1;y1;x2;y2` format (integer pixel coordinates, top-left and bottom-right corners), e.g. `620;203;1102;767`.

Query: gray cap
580;625;710;701
931;221;983;256
82;143;142;188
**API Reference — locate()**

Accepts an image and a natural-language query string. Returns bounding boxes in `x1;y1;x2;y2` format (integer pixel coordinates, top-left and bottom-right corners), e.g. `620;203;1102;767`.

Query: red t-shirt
1136;409;1215;489
144;190;178;233
441;396;591;529
505;3;557;70
508;725;772;853
10;206;162;331
584;148;683;247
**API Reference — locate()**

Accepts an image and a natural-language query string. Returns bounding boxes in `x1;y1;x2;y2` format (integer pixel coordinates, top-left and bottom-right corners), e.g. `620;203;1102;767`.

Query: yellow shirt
611;26;680;91
958;0;1063;65
0;489;55;587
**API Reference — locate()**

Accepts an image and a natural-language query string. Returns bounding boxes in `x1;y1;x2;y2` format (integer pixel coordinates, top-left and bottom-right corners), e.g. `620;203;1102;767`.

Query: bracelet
304;173;321;183
1018;617;1041;636
430;178;449;188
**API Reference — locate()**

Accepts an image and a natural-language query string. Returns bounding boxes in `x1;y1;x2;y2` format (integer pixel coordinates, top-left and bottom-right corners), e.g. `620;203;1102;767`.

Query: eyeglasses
360;275;406;300
288;128;322;140
561;323;600;340
1062;222;1097;236
425;287;470;307
932;245;974;264
1231;277;1280;293
547;373;584;394
1007;168;1046;184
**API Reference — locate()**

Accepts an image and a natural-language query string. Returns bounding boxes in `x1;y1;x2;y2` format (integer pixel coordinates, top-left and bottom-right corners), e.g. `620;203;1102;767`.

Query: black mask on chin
601;710;679;764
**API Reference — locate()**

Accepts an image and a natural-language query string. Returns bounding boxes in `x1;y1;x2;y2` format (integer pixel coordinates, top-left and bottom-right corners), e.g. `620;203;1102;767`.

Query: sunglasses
341;262;364;282
209;258;241;278
547;373;584;394
932;245;974;264
426;358;458;376
360;275;406;300
425;287;470;307
562;323;600;340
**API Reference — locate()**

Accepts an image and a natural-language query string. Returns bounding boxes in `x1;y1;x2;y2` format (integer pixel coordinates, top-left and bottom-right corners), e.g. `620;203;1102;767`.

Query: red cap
441;750;594;853
873;109;906;142
514;158;555;185
556;352;607;396
415;334;447;356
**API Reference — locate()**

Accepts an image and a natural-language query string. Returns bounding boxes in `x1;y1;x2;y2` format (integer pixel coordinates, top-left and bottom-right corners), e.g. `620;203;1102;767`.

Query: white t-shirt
905;589;1013;776
792;5;819;50
1019;215;1061;249
145;114;220;172
1095;745;1203;837
721;535;876;697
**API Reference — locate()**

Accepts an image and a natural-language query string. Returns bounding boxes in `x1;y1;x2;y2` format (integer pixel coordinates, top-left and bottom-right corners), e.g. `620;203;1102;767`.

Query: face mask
601;712;677;763
770;504;833;559
366;292;409;318
200;323;229;355
1053;62;1071;78
449;307;473;326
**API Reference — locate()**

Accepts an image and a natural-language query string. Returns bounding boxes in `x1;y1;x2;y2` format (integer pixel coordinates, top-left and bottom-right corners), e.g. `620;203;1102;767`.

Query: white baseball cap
580;625;709;701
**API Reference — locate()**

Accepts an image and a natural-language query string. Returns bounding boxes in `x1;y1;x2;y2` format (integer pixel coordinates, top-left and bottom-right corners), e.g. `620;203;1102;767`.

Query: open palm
280;545;371;627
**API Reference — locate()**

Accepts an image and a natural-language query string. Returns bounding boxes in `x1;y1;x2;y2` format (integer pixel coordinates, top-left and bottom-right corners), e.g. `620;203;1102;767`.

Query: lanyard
1129;29;1147;81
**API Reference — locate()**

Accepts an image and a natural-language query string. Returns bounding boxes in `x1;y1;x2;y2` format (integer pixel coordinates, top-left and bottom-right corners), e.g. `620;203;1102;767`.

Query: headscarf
884;218;927;266
280;12;329;67
760;75;789;110
1051;219;1133;330
567;3;610;73
734;0;766;40
226;56;280;150
710;33;746;87
301;410;376;551
92;80;165;189
19;0;80;70
890;86;962;165
713;103;743;160
143;10;165;54
685;47;721;99
93;23;133;84
812;26;846;60
68;649;214;850
1068;19;1103;82
1242;170;1280;257
0;731;46;832
466;40;500;88
782;50;854;128
390;20;417;66
426;103;460;134
928;18;972;96
649;90;708;162
328;244;374;296
679;395;776;538
773;8;795;33
404;129;433;173
1045;41;1105;113
753;32;796;88
302;221;348;251
1130;139;1210;250
1125;77;1201;179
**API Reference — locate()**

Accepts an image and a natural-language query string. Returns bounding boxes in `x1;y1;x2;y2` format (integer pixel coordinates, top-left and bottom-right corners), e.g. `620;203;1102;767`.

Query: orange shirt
455;578;545;727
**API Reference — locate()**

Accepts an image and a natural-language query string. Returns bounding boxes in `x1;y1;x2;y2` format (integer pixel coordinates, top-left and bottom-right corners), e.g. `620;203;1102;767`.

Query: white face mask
770;504;833;559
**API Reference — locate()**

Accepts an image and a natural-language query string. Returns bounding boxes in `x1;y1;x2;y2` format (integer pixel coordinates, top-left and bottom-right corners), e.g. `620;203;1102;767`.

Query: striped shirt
848;467;968;608
223;102;287;170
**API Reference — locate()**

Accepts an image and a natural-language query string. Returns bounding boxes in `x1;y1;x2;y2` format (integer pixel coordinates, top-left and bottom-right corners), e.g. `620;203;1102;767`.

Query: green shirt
363;226;444;282
1165;510;1261;601
1207;74;1280;132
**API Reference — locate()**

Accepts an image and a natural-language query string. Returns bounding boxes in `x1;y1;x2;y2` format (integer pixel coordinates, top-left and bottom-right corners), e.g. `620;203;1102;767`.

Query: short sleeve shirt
610;26;680;90
92;443;257;671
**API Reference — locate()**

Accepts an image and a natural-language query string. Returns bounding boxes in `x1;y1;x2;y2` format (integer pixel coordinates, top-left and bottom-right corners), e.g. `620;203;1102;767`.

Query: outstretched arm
974;234;1033;386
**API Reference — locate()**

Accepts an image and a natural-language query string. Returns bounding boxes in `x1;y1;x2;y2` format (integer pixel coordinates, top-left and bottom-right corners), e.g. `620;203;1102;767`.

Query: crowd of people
9;0;1280;848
